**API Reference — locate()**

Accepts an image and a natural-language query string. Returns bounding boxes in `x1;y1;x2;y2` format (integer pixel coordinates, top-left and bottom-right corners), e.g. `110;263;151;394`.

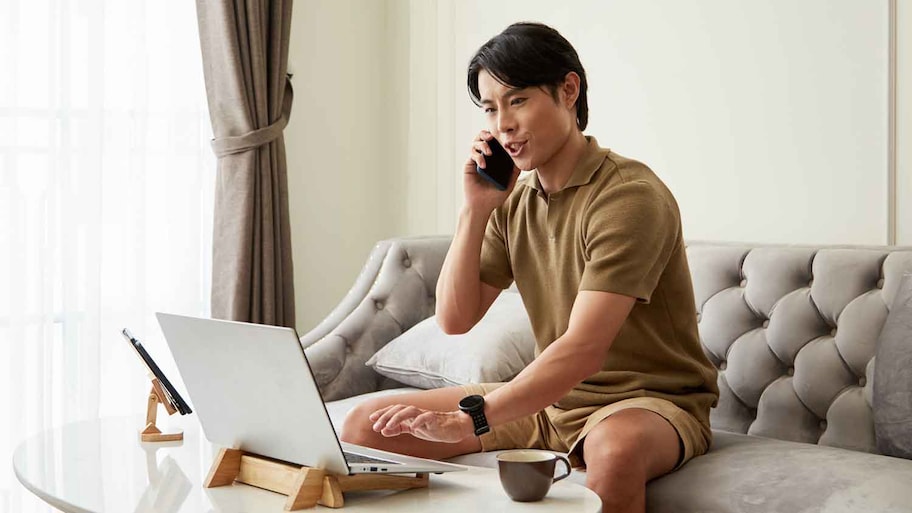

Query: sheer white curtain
0;1;214;511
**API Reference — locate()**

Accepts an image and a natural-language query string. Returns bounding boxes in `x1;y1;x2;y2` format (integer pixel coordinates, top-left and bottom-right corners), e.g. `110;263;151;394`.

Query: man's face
477;69;577;172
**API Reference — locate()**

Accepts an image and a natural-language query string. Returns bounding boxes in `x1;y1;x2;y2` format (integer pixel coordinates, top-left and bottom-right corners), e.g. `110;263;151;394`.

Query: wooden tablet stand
205;448;429;510
140;377;184;442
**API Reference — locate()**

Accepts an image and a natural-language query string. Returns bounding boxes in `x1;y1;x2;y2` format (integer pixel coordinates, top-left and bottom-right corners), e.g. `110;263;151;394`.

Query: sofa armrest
299;235;452;401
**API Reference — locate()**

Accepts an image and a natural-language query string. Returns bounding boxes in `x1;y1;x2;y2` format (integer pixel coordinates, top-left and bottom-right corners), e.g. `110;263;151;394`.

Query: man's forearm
463;290;635;436
482;333;604;428
435;207;491;334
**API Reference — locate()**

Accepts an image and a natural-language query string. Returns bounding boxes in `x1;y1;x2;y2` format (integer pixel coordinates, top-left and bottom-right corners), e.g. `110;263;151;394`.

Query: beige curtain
195;0;296;327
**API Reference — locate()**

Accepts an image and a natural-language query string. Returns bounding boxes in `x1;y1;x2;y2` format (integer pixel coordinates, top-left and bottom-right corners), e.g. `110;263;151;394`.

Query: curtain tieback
211;76;294;157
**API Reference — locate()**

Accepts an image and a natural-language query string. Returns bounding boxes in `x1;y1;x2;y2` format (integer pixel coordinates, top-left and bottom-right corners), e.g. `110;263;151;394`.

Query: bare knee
581;411;681;513
582;423;654;498
583;442;648;513
584;438;648;486
339;400;380;446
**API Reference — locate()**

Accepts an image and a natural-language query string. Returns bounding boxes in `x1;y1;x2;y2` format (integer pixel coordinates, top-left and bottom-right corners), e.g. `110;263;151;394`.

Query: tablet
122;328;192;415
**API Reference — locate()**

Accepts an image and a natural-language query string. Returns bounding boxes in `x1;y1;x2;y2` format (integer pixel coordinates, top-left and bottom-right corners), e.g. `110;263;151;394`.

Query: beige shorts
460;383;711;470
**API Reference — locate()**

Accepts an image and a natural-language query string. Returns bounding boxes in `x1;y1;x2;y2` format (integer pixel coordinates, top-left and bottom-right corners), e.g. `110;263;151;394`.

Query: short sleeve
479;207;514;289
579;180;679;303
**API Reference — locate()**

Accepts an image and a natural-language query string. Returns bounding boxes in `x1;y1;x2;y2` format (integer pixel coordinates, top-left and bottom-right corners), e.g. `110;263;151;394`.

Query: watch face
459;394;484;411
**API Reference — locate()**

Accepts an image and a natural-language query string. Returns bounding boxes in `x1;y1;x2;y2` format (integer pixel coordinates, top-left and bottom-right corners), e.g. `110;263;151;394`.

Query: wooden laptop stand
139;377;184;442
205;448;429;510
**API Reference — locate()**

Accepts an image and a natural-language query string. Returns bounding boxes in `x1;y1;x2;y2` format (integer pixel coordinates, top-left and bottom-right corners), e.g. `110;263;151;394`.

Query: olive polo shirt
479;136;719;436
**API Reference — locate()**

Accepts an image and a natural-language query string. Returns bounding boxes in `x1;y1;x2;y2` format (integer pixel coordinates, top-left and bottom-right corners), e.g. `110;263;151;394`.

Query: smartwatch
458;394;490;436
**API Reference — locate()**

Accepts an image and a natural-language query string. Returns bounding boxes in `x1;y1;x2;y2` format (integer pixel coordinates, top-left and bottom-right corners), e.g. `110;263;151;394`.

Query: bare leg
582;409;681;513
339;386;483;460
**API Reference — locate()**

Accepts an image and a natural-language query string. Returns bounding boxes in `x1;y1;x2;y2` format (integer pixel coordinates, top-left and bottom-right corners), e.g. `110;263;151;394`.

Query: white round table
13;416;601;512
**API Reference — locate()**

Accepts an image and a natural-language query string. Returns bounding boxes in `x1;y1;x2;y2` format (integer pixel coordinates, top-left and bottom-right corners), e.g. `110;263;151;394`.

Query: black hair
467;22;589;131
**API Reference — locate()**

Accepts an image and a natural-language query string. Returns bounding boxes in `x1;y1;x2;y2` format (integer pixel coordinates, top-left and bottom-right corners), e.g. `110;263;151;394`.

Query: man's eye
484;107;496;114
511;98;526;106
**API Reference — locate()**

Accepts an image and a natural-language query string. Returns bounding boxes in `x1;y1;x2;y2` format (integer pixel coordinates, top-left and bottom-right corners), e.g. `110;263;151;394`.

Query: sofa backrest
687;243;912;454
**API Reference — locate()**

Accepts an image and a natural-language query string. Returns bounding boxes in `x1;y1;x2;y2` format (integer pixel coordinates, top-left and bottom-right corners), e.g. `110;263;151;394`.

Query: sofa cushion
365;291;535;389
874;272;912;459
645;430;912;513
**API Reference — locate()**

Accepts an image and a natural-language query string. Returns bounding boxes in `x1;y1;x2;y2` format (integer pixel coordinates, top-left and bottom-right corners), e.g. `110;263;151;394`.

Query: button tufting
696;313;702;323
739;279;747;288
719;361;727;371
830;328;837;337
819;420;827;430
374;300;385;310
762;320;770;328
859;377;867;387
808;279;814;287
403;258;412;268
787;367;795;376
876;278;884;289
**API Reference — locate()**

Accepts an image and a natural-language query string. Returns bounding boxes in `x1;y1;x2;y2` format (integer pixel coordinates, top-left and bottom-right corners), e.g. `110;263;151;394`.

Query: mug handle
552;454;572;483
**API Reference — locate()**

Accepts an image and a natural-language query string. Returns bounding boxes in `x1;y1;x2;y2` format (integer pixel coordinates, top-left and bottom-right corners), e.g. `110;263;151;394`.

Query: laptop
156;312;466;476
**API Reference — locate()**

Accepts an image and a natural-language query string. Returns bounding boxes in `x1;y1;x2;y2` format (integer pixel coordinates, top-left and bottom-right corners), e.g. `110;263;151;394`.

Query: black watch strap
468;409;490;436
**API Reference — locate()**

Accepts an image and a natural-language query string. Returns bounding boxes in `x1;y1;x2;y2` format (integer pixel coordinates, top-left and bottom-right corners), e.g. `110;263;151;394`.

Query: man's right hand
463;130;521;214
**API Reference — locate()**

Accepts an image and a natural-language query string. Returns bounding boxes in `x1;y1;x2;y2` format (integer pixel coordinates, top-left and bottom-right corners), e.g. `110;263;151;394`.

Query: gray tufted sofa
302;236;912;512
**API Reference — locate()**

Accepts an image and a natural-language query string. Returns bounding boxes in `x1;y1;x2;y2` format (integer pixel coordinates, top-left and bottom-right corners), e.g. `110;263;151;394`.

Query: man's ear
560;72;581;110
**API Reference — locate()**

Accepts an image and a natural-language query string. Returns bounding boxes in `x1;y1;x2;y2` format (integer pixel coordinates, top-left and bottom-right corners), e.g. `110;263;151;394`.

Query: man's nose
496;111;517;135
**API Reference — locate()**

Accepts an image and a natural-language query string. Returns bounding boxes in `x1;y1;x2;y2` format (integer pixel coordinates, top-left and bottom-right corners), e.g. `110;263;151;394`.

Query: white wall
286;0;409;332
423;0;895;245
898;0;912;244
286;0;909;334
404;0;459;236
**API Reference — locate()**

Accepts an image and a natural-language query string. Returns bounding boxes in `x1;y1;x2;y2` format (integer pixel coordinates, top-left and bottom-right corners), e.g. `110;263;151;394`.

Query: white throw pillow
365;291;536;389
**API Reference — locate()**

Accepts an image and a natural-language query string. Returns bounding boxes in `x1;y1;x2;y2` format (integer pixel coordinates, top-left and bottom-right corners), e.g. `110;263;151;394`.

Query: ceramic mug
496;450;572;502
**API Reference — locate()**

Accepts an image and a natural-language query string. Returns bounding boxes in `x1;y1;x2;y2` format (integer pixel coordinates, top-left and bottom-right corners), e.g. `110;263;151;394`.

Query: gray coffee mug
496;450;572;502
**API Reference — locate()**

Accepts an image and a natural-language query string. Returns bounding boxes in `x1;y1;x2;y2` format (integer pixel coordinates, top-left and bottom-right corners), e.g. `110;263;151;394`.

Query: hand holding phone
475;137;516;191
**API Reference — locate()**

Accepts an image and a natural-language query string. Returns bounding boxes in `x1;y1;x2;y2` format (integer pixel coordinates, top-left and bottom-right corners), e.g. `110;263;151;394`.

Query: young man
340;22;718;513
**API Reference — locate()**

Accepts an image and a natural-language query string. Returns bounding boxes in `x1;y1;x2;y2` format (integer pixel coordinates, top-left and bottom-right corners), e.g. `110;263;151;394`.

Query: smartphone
476;137;516;191
121;328;193;415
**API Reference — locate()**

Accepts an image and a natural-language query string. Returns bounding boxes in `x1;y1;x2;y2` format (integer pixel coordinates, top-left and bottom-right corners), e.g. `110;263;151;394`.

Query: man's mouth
504;141;526;157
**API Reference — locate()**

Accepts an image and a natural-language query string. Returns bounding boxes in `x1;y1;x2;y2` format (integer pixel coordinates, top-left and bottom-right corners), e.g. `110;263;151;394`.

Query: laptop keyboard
344;452;402;465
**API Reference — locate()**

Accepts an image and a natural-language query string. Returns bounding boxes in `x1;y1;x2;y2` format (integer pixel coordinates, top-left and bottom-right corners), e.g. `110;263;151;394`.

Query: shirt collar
525;136;609;193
